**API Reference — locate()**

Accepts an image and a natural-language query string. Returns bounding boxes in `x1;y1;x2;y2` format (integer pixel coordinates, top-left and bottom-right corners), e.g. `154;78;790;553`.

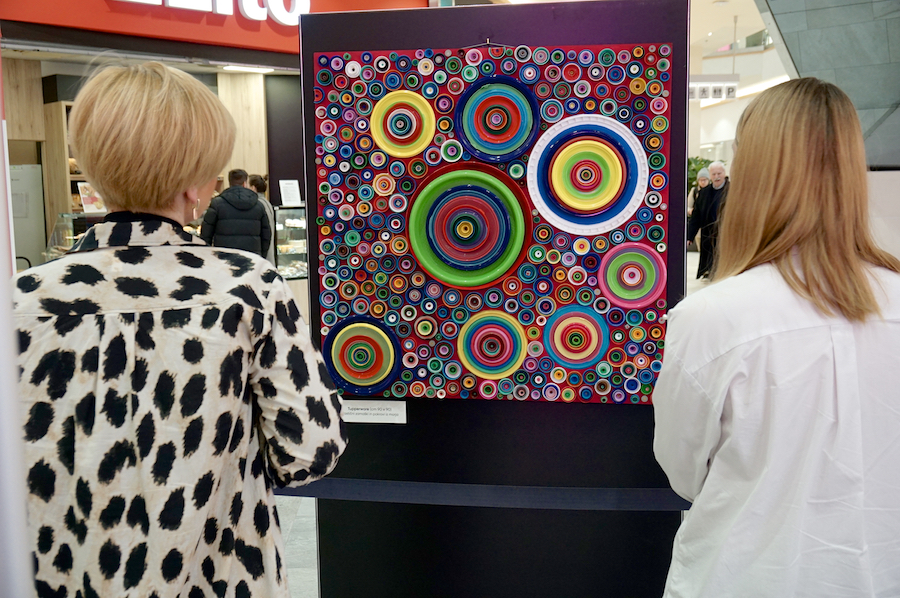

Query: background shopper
14;62;346;598
250;173;276;265
686;161;728;278
654;78;900;598
686;166;710;217
686;167;709;251
201;168;271;257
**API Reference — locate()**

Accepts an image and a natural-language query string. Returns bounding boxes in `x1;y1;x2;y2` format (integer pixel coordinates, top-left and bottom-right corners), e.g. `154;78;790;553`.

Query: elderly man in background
687;161;729;279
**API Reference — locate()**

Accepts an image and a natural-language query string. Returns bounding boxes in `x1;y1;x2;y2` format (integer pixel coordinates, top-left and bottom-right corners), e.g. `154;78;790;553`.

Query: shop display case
275;206;308;279
43;212;106;262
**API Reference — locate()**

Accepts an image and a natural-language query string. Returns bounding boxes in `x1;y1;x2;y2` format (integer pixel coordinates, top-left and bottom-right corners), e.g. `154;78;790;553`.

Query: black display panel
298;4;689;595
318;500;682;598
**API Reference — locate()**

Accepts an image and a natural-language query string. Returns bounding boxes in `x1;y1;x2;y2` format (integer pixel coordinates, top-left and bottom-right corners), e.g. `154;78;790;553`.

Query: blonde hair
69;62;236;212
714;78;900;321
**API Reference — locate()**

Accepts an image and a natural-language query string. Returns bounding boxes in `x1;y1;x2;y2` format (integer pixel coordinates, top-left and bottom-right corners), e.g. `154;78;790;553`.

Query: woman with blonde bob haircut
70;61;235;214
14;62;346;598
653;78;900;597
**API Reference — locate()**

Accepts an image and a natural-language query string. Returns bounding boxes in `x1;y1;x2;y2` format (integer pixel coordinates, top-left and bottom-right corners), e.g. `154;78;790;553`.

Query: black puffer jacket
200;186;271;256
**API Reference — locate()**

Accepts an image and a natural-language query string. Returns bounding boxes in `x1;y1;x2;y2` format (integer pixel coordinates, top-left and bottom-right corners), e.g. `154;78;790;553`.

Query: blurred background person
250;174;276;265
201;168;271;258
687;161;728;278
686;167;710;251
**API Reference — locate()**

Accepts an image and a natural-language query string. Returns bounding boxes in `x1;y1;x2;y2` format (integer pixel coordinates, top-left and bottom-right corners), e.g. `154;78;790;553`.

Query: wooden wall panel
216;73;268;179
7;141;39;165
2;58;45;141
42;102;70;238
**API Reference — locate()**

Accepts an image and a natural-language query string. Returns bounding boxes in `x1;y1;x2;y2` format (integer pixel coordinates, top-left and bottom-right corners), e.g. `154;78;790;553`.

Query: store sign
115;0;309;27
0;0;424;55
689;75;740;103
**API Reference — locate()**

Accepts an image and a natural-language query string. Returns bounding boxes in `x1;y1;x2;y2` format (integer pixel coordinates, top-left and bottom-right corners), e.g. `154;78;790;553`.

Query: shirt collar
70;211;207;253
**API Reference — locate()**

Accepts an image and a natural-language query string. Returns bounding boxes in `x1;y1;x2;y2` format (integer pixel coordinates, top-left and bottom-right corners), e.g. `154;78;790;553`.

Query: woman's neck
106;203;189;226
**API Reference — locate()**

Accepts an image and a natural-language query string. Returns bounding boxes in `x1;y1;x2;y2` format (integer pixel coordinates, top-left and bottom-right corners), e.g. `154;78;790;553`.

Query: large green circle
409;169;525;287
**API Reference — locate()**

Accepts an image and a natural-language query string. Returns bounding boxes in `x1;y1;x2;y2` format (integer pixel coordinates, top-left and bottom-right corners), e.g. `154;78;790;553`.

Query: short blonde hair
69;62;236;212
714;78;900;321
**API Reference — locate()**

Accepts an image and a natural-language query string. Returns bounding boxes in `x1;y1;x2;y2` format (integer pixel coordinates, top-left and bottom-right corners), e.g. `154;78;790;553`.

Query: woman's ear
174;186;201;222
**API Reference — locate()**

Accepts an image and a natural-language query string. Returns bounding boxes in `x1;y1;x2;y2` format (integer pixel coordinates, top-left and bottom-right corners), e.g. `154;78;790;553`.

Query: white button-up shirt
654;263;900;598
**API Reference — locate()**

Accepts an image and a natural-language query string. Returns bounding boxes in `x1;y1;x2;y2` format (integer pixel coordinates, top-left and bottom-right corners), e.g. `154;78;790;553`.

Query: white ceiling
493;0;767;64
688;0;766;56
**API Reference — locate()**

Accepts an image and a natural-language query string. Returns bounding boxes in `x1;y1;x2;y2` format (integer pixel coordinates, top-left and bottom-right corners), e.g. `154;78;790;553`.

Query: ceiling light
223;65;275;74
708;32;713;36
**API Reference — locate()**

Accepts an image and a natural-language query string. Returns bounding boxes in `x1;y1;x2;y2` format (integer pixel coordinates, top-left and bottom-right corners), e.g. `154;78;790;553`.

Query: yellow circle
370;90;436;158
552;316;600;362
391;237;408;254
373;173;396;196
550;367;567;383
457;310;526;381
330;323;395;386
629;78;647;95
550;139;623;211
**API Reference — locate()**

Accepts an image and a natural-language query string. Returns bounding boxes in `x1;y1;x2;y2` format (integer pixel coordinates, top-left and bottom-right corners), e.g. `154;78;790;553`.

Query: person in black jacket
687;161;729;279
200;169;271;256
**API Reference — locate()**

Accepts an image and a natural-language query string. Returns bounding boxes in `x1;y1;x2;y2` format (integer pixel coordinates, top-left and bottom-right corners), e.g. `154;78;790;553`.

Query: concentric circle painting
313;44;674;404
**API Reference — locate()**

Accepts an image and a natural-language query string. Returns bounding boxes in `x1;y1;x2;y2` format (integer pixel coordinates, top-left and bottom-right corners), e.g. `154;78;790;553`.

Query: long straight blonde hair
713;78;900;321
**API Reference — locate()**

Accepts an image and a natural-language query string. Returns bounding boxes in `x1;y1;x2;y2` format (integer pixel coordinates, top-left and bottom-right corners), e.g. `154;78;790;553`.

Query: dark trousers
697;227;717;279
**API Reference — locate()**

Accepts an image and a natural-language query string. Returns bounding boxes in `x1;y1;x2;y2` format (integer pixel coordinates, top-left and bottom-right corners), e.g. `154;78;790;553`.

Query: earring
192;198;200;220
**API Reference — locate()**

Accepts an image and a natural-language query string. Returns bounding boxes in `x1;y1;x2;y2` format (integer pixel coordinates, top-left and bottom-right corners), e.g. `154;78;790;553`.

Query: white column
0;54;34;598
688;44;703;158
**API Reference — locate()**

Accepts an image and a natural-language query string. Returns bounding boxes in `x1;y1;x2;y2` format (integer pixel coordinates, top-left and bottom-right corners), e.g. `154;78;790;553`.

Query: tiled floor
685;251;708;296
275;495;319;598
277;251;703;598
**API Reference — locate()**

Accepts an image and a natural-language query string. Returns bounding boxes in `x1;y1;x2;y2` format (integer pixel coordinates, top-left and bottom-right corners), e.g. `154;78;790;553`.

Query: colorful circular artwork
598;242;667;308
458;310;527;379
324;316;402;395
313;44;673;403
527;114;649;235
543;305;610;369
408;166;527;287
454;75;540;162
370;90;437;158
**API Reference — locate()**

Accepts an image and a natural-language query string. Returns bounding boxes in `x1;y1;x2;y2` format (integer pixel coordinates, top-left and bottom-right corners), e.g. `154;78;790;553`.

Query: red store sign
0;0;427;55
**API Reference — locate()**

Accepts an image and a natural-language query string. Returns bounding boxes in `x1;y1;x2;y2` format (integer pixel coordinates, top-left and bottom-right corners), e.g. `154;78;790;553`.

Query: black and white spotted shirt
14;213;347;598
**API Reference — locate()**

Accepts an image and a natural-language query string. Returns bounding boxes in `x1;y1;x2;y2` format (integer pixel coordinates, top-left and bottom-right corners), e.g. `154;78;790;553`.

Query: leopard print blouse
13;213;347;598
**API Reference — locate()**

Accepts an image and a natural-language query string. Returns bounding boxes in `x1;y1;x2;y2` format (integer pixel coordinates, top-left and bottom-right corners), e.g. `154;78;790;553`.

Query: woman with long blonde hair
653;78;900;597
